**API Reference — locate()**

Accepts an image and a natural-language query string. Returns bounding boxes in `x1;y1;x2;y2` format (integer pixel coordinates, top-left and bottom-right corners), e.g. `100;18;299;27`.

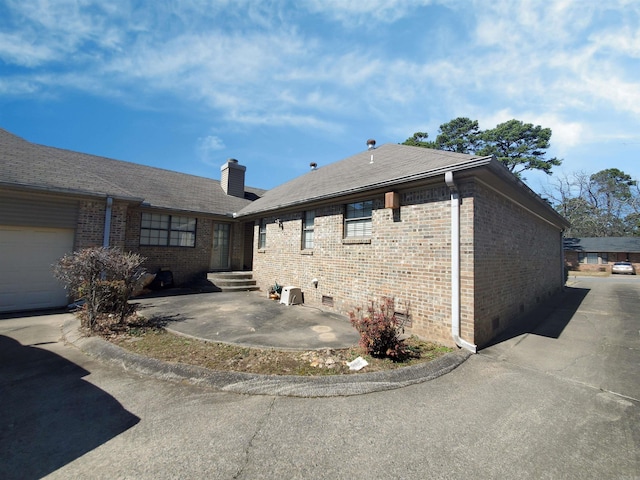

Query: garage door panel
0;226;75;312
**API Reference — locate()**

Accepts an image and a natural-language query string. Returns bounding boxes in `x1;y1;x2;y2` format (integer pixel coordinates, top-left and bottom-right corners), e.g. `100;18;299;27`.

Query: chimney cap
228;158;238;163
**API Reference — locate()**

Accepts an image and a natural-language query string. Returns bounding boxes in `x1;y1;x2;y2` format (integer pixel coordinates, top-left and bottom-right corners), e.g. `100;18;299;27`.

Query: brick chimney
220;158;246;197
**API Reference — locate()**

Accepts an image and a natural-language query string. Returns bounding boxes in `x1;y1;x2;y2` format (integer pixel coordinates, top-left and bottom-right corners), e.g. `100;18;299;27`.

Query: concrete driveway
483;275;640;401
1;276;638;479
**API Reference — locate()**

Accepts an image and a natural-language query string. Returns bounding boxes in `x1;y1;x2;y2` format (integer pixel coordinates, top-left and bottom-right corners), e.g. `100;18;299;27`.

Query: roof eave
236;155;495;218
0;182;145;204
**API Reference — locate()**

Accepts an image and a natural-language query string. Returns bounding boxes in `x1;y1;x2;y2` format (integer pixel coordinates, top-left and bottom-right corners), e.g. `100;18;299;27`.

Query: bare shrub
54;247;146;332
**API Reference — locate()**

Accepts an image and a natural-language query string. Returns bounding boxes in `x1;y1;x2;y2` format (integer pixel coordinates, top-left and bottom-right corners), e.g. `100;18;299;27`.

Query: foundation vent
322;295;334;307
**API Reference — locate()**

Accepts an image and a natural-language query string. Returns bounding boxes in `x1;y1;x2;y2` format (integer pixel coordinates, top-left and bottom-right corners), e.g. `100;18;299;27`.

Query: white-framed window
344;200;372;238
302;211;315;249
140;213;196;247
258;219;267;249
579;252;601;264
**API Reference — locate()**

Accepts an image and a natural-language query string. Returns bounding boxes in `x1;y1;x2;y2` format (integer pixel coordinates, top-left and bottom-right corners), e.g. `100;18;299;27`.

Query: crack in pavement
479;352;640;404
233;396;276;479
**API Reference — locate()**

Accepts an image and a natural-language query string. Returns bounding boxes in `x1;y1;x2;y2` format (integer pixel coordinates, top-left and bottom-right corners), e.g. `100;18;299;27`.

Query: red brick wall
75;199;127;250
252;183;461;346
76;200;245;285
472;182;564;346
124;207;216;285
251;179;564;348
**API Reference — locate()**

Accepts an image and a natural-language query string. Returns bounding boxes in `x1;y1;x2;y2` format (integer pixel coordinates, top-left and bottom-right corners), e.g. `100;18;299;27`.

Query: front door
210;223;230;270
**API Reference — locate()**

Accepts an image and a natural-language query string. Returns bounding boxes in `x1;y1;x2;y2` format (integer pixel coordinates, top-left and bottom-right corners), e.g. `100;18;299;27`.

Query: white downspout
103;196;113;248
445;172;477;353
561;231;566;288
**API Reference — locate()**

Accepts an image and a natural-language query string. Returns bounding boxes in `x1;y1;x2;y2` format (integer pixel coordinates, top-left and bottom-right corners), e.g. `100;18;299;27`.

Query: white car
611;262;635;275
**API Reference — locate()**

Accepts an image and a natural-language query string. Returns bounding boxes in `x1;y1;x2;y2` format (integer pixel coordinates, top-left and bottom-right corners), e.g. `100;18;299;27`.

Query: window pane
151;214;168;229
345;201;372;238
141;229;168;246
304;211;315;226
141;213;194;247
172;216;196;231
258;219;266;249
170;231;195;247
303;230;314;249
346;218;372;237
302;211;315;249
346;201;372;219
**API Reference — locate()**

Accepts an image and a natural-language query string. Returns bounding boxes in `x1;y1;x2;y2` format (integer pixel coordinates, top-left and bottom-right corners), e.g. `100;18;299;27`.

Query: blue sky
1;0;639;195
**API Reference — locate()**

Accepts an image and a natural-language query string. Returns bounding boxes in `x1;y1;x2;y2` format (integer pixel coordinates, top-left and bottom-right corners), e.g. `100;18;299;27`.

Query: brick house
0;128;263;313
1;128;569;350
236;142;570;350
564;237;640;273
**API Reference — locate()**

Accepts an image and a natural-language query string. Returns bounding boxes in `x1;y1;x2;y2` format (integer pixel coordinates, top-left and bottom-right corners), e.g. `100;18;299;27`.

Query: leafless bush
54;247;146;332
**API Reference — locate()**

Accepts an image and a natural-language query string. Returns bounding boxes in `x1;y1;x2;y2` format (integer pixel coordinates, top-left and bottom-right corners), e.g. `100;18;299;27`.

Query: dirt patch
92;313;452;376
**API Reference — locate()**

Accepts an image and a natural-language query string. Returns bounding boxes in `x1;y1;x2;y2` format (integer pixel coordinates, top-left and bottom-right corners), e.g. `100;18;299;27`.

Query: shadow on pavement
484;286;591;348
0;335;140;480
133;277;224;299
0;308;69;320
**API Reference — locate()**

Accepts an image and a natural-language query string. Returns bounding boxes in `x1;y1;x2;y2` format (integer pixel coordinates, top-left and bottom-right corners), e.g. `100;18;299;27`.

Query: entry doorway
210;223;230;270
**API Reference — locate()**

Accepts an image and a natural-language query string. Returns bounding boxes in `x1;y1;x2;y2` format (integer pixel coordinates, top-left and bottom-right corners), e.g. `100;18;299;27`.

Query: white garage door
0;226;75;312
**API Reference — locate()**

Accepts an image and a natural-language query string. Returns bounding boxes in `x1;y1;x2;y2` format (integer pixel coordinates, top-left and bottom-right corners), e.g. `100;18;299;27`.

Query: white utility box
280;286;303;305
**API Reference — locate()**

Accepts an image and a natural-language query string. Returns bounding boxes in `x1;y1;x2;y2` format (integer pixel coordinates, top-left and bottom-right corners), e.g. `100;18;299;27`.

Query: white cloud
1;0;638;177
196;134;226;165
0;32;58;67
303;0;441;25
198;135;225;152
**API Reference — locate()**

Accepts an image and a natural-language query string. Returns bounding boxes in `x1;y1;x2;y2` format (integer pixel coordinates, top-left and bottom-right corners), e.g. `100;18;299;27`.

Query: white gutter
103;196;113;248
445;172;477;353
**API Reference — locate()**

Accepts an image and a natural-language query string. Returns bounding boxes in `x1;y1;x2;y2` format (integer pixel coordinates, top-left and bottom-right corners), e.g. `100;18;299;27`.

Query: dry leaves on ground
100;320;452;376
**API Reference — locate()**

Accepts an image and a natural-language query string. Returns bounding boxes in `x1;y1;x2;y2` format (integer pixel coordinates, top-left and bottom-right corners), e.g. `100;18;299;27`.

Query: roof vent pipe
367;139;376;150
310;162;317;170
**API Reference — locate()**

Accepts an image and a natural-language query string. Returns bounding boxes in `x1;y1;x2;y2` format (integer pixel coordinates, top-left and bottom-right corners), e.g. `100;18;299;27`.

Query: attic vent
322;295;334;307
394;311;411;328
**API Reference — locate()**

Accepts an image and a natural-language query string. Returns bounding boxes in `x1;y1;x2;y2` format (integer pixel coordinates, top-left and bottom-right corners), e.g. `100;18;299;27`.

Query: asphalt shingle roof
237;143;492;216
0;128;264;216
564;237;640;252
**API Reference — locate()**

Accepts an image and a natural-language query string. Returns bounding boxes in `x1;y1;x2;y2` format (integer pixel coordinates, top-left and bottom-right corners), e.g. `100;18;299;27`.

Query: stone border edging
62;318;470;397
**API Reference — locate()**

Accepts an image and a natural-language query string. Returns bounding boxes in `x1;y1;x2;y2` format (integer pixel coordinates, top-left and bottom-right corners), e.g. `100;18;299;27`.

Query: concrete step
207;272;259;292
215;284;260;292
208;271;254;280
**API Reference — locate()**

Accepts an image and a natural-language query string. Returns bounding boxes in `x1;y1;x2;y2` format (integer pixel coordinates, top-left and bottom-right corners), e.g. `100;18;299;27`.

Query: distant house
0;128;263;313
236;142;570;350
564;237;640;273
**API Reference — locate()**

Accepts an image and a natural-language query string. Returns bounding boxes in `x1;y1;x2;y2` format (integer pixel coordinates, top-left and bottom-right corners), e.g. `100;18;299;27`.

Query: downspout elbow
446;171;477;354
